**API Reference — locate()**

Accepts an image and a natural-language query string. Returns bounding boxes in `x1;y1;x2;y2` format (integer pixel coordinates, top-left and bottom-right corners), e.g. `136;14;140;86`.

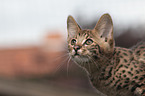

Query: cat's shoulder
131;40;145;51
130;41;145;62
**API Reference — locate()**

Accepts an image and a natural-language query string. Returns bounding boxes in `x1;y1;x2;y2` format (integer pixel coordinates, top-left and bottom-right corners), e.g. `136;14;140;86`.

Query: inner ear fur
94;13;114;53
94;13;113;39
67;15;81;38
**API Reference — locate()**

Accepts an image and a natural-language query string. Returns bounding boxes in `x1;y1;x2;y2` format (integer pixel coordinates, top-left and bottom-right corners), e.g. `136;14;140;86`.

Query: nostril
74;46;80;50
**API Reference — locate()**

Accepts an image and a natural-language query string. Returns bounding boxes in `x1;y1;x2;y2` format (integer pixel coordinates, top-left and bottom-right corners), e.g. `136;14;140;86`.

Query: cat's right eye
71;39;76;45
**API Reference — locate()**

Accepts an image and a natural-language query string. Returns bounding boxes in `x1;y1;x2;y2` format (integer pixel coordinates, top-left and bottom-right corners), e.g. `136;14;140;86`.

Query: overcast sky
0;0;145;48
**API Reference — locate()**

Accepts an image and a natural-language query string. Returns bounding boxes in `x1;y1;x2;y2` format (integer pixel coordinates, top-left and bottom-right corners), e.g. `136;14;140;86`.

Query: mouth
74;52;79;56
73;53;80;58
72;54;90;64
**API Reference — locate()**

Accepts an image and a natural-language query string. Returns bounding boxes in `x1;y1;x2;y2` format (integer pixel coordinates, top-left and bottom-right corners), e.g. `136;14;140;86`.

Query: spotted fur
67;14;145;96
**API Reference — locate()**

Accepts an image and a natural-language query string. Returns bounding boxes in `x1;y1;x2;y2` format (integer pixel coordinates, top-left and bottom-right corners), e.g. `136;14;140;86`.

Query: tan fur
67;14;145;96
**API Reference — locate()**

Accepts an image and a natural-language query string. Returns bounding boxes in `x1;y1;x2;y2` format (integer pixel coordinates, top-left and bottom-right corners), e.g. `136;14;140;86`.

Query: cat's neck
82;50;115;75
82;47;133;75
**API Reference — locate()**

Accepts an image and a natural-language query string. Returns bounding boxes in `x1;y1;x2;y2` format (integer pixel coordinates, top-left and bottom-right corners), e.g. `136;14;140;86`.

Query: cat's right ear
67;15;81;38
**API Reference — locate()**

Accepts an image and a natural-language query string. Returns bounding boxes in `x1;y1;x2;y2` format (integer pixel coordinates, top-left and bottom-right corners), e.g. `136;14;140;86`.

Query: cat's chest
88;58;133;96
88;67;116;95
89;73;116;96
89;73;133;96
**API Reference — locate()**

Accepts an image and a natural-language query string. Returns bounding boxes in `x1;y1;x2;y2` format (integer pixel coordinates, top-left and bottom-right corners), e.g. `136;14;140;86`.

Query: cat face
67;30;101;63
67;14;114;64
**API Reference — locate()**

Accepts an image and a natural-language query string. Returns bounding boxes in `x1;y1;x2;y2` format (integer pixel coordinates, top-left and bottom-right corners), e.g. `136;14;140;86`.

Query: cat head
67;14;114;64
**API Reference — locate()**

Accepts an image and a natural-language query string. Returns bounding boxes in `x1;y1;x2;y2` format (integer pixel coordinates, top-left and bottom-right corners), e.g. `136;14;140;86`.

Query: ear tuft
67;15;81;38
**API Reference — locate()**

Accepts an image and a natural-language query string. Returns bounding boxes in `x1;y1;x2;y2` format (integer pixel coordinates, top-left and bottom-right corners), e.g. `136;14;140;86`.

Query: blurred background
0;0;145;96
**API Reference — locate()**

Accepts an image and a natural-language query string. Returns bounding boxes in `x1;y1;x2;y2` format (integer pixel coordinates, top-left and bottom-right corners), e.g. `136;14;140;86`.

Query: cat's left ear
94;14;114;52
67;15;81;38
94;13;113;40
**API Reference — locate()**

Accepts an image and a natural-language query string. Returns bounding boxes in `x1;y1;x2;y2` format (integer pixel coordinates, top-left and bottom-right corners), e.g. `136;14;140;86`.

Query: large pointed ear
94;14;114;53
67;15;81;38
94;13;113;40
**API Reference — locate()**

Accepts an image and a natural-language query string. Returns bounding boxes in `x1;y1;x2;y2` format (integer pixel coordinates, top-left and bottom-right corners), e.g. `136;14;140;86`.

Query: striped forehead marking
76;30;92;44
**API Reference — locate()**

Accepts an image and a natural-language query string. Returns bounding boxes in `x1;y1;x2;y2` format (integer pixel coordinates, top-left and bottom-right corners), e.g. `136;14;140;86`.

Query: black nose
74;46;80;51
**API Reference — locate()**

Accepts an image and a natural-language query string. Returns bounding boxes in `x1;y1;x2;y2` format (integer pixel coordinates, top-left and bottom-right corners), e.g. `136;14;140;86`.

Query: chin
71;55;90;64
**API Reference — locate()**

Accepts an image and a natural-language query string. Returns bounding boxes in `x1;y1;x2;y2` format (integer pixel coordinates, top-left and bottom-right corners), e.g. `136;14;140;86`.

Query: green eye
71;39;76;45
85;39;93;45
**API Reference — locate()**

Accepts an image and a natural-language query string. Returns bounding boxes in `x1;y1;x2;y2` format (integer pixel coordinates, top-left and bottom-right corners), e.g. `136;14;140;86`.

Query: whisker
62;41;69;52
66;57;71;76
50;53;69;63
87;61;91;73
87;55;99;69
53;56;69;74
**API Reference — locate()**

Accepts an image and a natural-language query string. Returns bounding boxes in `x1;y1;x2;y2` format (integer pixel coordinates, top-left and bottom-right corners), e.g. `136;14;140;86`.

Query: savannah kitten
67;14;145;96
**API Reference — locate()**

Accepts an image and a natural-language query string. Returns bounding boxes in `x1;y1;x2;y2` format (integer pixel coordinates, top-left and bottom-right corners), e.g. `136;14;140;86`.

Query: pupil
71;39;76;45
88;40;91;43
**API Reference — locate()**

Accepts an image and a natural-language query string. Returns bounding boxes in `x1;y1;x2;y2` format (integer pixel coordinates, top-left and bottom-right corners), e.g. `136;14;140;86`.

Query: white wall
0;0;145;48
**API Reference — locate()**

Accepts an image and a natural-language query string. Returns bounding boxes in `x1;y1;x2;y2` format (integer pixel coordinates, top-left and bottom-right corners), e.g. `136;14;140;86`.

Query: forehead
76;29;99;39
77;29;92;38
73;29;94;43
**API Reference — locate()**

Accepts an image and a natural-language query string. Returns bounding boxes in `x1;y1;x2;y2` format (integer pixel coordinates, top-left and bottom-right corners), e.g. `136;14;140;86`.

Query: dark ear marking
93;14;115;51
105;38;108;42
94;13;114;41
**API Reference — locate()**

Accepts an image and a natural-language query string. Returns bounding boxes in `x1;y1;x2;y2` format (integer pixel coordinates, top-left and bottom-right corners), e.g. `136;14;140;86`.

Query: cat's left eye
85;39;93;45
71;39;76;45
